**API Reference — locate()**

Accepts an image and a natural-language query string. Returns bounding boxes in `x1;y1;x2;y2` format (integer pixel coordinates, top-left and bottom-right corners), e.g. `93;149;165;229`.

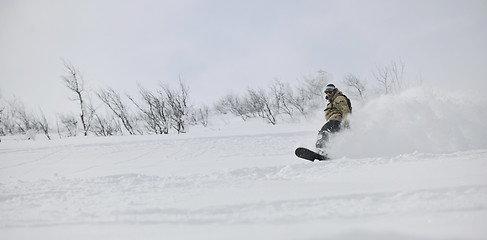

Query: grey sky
1;0;486;116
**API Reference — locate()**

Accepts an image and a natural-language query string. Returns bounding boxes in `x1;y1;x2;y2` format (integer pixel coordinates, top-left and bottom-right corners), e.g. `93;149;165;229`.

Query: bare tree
343;73;367;101
197;105;209;127
0;93;4;133
97;88;138;135
0;99;21;135
58;114;78;137
269;79;295;117
37;108;51;140
128;84;169;134
284;92;306;116
373;65;392;95
390;59;406;92
61;62;93;136
90;111;121;136
297;70;330;110
214;93;252;121
373;59;407;95
247;88;277;125
162;79;191;134
8;99;38;135
190;105;210;127
0;95;9;137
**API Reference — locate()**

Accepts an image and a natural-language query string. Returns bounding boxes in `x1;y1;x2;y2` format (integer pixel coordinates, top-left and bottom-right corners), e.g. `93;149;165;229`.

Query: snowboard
295;147;329;161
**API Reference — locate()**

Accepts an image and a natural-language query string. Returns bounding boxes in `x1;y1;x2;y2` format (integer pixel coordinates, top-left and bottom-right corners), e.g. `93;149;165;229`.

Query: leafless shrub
90;111;121;136
192;105;210;127
246;88;277;125
128;84;169;134
0;101;16;135
97;88;138;135
61;61;94;136
0;99;39;136
296;70;330;109
269;79;295;117
161;79;191;134
343;73;367;101
37;109;51;140
214;93;252;121
57;114;78;137
373;59;407;95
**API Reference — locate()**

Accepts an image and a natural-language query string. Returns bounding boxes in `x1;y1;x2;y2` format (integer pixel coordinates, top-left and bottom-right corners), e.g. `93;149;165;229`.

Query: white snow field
1;88;487;240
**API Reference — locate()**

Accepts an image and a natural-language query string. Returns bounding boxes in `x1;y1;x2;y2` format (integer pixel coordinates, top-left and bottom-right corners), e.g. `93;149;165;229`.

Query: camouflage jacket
324;89;351;122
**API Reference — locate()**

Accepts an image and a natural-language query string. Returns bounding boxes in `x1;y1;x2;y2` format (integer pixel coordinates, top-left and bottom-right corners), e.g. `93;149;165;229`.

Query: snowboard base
295;147;329;161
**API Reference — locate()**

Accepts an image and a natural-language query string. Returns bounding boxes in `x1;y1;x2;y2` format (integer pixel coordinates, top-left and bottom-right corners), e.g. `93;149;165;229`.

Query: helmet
325;84;336;93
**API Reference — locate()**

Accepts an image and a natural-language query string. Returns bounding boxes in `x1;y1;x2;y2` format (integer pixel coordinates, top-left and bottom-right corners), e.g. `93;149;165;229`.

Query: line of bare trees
66;69;200;137
0;59;416;140
0;63;205;140
214;70;330;124
214;59;415;126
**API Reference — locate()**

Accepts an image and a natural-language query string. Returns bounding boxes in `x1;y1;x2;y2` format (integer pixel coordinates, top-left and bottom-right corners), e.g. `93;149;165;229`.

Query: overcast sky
1;0;486;116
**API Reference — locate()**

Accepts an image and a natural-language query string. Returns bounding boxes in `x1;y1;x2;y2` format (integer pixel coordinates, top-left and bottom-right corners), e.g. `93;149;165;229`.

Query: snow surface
1;87;487;240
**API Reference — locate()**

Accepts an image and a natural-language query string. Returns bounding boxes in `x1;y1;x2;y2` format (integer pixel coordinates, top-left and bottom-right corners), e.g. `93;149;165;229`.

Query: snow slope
1;87;487;240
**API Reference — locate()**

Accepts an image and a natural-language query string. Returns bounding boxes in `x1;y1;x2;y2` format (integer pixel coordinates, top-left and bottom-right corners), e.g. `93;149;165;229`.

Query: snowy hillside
1;87;487;240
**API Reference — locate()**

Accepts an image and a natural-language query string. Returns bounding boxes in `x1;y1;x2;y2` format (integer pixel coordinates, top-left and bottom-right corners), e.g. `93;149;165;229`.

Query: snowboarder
315;84;351;154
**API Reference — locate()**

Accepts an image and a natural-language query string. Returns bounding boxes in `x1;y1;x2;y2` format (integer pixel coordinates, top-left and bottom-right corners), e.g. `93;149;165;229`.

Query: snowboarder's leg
315;120;341;154
315;131;329;151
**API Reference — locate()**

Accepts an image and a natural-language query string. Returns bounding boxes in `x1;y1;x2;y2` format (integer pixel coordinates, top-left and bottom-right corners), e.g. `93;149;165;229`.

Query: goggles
324;88;335;94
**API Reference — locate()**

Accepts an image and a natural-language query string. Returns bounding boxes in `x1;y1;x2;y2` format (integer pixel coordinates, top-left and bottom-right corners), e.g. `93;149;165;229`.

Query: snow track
3;176;486;227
